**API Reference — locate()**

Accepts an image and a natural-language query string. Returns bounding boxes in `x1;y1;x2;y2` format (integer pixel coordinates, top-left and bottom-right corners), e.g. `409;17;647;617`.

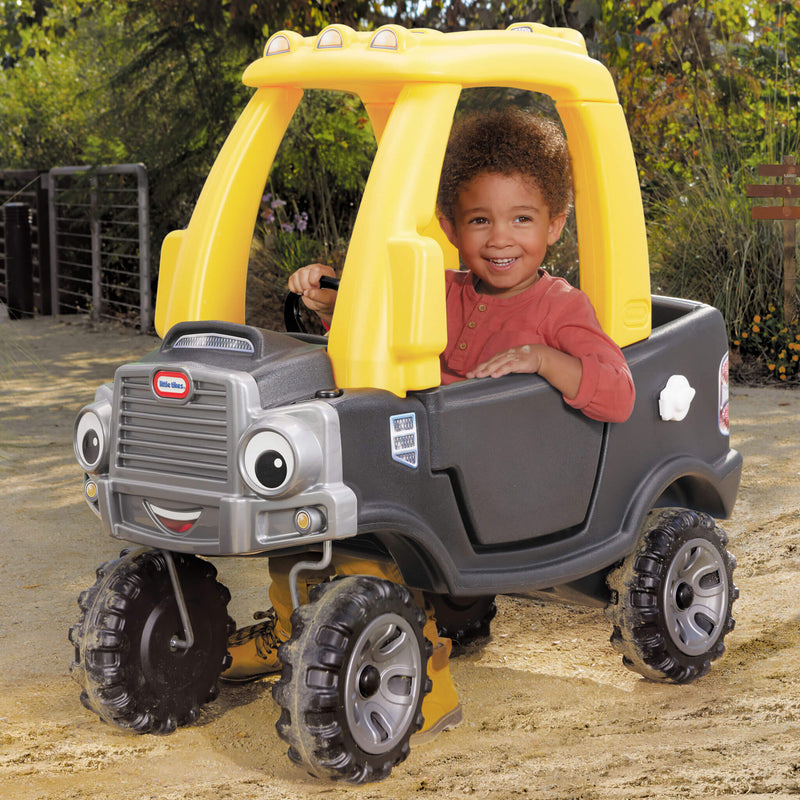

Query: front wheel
273;576;431;783
606;508;738;684
69;548;234;733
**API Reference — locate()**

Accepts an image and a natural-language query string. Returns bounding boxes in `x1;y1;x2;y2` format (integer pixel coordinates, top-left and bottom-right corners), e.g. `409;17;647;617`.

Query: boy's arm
466;286;635;423
561;348;635;423
549;291;635;422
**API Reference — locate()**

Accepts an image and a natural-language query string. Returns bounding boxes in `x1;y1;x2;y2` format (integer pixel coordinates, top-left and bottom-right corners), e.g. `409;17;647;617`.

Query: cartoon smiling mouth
144;501;203;534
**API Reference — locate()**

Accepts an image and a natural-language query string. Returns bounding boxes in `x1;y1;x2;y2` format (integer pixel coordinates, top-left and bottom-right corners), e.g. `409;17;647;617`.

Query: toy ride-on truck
69;23;742;783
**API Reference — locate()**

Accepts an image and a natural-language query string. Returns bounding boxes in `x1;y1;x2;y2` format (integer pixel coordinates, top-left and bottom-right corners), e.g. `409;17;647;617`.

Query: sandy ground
1;315;799;800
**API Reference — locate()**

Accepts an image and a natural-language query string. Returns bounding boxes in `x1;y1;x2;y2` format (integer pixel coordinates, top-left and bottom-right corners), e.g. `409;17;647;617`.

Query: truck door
418;374;604;547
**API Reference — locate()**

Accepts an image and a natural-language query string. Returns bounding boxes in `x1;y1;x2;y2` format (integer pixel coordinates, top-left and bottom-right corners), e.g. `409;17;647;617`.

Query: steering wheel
283;275;340;334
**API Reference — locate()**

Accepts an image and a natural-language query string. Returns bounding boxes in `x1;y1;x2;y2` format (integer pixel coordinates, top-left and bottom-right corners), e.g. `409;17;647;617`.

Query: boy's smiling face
439;171;566;298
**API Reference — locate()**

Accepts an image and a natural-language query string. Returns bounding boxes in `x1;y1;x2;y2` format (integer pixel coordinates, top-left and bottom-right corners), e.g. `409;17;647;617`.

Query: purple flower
281;222;294;233
271;198;287;209
295;212;308;232
262;193;272;204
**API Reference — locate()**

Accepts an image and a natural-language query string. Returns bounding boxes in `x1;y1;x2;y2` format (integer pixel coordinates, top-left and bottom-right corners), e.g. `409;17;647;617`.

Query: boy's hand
288;264;337;325
467;344;544;380
467;344;582;400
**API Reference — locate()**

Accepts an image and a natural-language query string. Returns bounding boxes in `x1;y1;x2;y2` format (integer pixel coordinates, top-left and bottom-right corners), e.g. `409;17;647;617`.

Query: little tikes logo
153;370;191;400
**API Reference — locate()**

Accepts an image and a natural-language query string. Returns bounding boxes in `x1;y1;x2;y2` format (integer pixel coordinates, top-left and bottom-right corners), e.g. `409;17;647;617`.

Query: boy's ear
438;215;459;248
547;212;568;246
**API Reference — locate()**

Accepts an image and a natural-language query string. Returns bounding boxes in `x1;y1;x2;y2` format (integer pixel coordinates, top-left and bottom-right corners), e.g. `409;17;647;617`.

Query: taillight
718;352;730;436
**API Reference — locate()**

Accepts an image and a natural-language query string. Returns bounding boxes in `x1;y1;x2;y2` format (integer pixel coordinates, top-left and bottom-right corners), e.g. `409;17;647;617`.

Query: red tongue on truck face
144;501;202;534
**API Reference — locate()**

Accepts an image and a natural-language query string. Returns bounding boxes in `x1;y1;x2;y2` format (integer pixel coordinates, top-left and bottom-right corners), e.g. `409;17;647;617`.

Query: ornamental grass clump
645;142;799;385
647;152;785;342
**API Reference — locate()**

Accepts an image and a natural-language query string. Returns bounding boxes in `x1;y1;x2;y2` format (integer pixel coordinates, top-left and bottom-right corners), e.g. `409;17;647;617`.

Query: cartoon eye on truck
69;23;742;783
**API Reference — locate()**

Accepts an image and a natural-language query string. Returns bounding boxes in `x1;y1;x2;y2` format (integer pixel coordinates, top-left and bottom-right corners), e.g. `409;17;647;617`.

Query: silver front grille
116;373;230;482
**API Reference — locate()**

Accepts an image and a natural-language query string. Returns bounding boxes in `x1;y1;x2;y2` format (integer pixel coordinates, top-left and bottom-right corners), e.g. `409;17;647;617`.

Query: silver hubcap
663;537;728;656
343;612;423;754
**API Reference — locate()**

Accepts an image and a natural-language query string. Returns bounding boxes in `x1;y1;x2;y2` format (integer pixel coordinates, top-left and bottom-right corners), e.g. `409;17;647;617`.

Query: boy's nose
486;222;514;247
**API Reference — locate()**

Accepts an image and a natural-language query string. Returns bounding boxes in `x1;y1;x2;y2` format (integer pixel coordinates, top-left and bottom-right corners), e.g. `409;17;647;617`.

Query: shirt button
458;342;467;350
467;321;477;329
478;304;487;312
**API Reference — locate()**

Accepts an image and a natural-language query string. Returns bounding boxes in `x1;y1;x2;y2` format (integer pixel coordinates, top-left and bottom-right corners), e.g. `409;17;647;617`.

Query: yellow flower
733;339;740;346
793;355;799;362
768;363;776;370
742;332;749;339
752;324;760;333
779;366;786;373
753;315;761;324
781;374;787;380
769;304;776;312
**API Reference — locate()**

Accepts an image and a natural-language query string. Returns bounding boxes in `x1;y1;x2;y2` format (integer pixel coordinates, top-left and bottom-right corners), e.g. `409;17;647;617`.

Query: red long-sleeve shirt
441;269;635;423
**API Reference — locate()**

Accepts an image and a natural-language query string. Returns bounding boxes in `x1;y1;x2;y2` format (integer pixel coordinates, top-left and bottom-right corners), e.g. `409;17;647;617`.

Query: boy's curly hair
437;108;573;224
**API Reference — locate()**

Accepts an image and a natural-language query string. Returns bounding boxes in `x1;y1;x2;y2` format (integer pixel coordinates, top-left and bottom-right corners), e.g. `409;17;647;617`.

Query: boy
288;108;635;421
222;108;635;738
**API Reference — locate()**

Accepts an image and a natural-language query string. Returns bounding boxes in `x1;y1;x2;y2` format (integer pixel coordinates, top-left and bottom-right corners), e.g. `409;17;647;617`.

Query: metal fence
0;170;51;315
48;164;152;330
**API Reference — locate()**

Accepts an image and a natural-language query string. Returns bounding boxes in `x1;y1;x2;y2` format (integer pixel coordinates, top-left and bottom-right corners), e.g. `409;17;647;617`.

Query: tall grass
646;154;785;340
646;143;800;384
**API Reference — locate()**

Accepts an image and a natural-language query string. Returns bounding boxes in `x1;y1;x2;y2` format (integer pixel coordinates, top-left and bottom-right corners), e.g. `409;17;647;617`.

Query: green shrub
732;308;800;384
246;193;346;332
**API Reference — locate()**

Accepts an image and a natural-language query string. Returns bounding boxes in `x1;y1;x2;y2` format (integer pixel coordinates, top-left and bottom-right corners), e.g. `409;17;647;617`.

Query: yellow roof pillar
155;87;302;336
328;83;461;395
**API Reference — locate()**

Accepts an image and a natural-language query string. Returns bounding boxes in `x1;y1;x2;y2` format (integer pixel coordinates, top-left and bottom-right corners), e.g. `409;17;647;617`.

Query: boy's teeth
491;258;515;265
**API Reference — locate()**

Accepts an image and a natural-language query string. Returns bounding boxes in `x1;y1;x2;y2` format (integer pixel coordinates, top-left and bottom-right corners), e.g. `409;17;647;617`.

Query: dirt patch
2;316;799;800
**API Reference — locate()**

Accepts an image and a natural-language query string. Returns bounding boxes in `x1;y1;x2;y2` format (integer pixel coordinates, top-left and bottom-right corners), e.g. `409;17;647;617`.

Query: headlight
74;404;111;473
239;418;323;498
242;430;295;493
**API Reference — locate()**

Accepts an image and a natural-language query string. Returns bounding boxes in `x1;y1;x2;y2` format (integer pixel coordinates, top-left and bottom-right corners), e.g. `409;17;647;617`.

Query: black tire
426;592;497;649
606;508;738;684
273;576;431;783
69;548;234;733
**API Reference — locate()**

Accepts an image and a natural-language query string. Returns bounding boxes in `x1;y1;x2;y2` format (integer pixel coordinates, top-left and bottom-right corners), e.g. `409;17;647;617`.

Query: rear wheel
69;548;234;733
426;592;496;650
606;508;737;683
273;575;430;783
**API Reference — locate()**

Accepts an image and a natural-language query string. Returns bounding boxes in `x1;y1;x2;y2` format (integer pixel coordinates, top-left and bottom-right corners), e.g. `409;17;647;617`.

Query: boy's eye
468;216;489;225
515;215;532;223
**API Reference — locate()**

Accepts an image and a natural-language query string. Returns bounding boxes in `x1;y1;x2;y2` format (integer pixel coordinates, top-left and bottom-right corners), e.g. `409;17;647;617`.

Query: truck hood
142;321;337;408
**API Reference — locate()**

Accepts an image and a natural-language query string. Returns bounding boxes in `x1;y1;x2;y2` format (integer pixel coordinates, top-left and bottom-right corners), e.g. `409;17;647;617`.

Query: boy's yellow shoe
412;613;462;743
221;554;307;683
220;609;285;683
414;684;462;743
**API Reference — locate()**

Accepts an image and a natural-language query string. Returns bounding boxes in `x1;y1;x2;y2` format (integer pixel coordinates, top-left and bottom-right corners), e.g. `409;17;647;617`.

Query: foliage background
1;0;799;380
